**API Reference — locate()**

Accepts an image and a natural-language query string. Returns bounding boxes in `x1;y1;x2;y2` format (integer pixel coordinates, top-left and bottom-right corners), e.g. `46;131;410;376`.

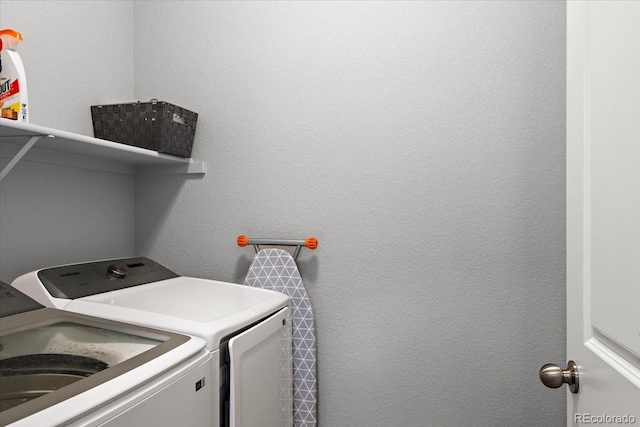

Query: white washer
0;281;212;427
11;257;293;427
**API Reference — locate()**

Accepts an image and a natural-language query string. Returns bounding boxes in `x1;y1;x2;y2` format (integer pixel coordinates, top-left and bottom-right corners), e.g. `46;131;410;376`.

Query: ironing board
243;248;317;427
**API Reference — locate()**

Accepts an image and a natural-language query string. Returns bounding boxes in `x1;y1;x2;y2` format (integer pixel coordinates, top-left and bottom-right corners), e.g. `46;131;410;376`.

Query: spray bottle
0;29;28;122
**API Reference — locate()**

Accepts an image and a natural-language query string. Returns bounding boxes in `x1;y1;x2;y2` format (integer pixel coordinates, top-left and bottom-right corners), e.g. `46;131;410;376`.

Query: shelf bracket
0;134;54;182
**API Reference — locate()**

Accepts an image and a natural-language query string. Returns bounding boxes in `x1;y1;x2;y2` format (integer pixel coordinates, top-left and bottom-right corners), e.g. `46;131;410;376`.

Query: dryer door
228;307;292;427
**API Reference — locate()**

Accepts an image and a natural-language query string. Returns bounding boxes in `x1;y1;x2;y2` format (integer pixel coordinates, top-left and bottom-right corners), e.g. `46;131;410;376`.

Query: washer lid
65;276;290;350
0;307;203;425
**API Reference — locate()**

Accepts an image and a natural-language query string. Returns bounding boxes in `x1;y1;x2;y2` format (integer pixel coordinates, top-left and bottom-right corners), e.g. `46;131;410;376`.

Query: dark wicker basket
90;101;198;158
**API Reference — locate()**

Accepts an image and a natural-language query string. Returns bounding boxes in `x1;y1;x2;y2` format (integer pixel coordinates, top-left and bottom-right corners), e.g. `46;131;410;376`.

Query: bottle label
0;48;27;122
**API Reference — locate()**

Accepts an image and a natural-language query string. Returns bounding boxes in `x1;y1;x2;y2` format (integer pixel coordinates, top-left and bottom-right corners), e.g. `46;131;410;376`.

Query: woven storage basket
91;100;198;158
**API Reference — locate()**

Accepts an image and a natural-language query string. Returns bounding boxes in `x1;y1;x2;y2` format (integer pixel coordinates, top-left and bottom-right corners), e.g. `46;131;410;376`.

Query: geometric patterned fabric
243;248;317;427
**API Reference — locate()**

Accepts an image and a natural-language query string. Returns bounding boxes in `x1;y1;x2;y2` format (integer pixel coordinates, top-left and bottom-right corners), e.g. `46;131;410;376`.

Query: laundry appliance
11;257;293;427
0;281;212;427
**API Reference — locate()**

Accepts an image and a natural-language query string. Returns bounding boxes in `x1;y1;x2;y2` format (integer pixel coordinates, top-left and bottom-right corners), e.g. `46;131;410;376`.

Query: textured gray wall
133;2;566;426
0;1;135;282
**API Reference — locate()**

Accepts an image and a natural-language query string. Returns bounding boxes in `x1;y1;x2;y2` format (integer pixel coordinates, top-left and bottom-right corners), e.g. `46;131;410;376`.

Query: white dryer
0;281;212;427
11;257;293;427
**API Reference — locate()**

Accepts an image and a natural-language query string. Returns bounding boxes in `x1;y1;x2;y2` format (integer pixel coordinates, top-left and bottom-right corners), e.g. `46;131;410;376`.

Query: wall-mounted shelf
0;119;206;180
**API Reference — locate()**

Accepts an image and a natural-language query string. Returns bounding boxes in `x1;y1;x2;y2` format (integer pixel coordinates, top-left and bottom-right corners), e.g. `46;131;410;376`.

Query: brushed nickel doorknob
539;360;579;393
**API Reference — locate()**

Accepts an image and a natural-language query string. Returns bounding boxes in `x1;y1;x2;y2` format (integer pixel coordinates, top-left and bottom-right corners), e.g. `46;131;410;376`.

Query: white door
560;0;640;424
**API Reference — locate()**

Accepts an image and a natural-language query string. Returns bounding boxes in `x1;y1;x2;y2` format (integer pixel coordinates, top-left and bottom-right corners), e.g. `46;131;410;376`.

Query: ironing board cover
243;248;317;427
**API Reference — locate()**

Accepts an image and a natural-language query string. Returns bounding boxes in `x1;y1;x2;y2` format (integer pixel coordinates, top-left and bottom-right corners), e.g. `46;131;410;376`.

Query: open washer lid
0;282;205;426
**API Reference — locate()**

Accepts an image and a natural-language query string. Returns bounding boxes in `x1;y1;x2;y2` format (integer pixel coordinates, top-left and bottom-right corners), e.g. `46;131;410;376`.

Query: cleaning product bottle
0;28;28;122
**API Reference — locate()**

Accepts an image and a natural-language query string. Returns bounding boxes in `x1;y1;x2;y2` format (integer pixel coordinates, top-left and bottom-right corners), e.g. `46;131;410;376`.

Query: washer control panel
36;257;178;299
0;281;44;317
